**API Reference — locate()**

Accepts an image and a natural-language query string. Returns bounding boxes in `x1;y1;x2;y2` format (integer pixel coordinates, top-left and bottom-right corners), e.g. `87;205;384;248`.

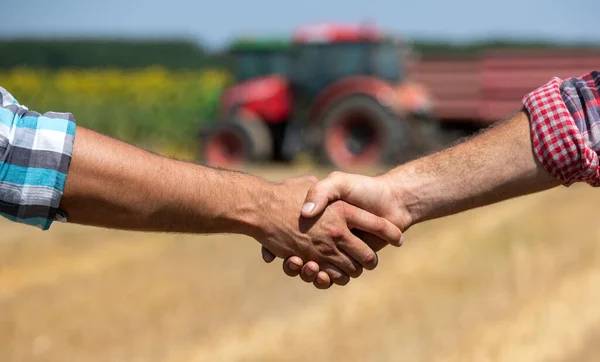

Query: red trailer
413;49;600;127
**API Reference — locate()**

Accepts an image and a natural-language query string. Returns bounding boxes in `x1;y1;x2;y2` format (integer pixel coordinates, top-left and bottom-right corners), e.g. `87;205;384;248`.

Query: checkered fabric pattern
0;86;76;230
523;71;600;187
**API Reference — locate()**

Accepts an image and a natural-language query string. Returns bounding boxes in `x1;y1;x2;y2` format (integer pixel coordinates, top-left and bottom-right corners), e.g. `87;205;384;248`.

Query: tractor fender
392;81;434;118
308;76;399;123
218;75;292;124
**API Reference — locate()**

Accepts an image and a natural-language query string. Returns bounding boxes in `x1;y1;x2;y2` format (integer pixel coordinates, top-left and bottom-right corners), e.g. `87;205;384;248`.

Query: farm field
1;68;231;158
1;165;600;362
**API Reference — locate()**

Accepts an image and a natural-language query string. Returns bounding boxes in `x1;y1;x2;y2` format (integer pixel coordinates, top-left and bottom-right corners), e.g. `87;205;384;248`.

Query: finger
300;261;320;283
322;263;350;286
301;171;352;218
282;256;304;277
261;247;276;263
337;245;365;278
344;204;403;248
339;233;372;273
284;256;304;274
352;229;389;252
314;271;332;289
315;271;331;285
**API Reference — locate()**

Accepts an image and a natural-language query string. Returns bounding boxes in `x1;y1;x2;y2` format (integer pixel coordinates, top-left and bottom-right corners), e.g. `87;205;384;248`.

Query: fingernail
305;268;314;276
289;262;300;271
302;202;315;215
398;235;405;246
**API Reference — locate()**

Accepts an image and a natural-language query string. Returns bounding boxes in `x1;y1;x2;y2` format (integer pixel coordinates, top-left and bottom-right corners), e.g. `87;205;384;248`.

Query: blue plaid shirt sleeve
0;86;77;230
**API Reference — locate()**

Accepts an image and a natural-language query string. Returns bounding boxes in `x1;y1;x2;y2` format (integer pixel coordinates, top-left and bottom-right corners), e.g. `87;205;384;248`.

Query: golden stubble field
1;165;600;362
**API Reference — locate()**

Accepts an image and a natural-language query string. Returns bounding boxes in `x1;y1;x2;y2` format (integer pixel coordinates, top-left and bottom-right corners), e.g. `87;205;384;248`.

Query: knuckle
328;226;347;241
343;259;358;276
307;175;319;183
333;254;361;278
335;202;350;217
373;217;387;233
314;240;338;258
308;188;320;199
307;183;322;197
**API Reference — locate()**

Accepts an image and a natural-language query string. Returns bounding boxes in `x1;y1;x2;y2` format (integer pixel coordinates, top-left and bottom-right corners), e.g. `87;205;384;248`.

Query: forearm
386;110;561;225
60;127;271;236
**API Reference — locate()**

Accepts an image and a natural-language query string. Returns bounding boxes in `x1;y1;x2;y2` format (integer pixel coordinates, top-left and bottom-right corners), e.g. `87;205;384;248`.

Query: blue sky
1;0;597;49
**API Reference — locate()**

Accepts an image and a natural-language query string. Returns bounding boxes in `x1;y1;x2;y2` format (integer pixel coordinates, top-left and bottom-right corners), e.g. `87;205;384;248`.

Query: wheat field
1;165;600;362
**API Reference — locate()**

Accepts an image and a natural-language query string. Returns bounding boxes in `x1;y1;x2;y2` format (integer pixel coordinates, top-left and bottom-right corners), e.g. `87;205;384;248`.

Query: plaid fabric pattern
523;71;600;186
0;86;76;230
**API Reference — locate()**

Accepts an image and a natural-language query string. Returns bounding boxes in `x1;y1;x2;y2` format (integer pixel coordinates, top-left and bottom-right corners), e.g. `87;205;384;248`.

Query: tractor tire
199;120;273;168
409;114;447;155
317;95;412;170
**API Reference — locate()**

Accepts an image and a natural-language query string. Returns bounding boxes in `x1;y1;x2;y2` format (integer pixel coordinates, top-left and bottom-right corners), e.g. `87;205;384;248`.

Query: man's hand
257;176;402;288
301;171;411;229
261;173;410;288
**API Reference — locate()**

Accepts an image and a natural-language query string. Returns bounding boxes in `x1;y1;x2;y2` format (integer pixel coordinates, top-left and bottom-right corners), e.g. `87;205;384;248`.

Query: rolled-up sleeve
522;71;600;186
0;86;76;230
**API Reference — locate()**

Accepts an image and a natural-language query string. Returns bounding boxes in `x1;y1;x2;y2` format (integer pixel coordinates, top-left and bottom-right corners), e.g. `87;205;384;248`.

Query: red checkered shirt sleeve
522;71;600;186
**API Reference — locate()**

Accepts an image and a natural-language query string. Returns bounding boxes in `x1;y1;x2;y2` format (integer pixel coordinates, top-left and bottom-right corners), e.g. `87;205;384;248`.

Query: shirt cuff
523;76;600;186
0;109;77;230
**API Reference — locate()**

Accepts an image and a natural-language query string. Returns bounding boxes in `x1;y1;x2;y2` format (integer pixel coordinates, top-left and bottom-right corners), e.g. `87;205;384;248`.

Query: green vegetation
1;68;231;158
0;39;231;70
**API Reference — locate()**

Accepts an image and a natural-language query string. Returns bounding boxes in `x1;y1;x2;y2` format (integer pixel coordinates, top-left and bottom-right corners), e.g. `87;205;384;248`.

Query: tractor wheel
318;95;411;170
409;114;447;154
200;120;273;168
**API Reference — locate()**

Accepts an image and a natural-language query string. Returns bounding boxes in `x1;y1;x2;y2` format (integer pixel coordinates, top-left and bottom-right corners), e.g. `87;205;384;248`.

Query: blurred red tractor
199;23;437;170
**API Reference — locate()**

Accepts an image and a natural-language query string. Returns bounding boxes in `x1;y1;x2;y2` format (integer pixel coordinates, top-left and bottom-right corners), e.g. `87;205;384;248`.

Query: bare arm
61;126;271;235
386;110;561;226
60;127;402;287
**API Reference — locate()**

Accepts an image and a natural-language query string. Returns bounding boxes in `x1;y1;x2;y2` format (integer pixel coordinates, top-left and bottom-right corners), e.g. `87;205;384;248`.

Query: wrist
222;178;278;239
382;162;434;227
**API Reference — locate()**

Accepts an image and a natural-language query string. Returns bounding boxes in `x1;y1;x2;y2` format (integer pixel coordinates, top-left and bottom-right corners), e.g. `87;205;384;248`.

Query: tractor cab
229;39;291;82
290;23;407;101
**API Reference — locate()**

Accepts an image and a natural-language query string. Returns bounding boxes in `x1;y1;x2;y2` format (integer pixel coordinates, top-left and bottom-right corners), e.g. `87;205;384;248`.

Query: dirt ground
2;165;600;362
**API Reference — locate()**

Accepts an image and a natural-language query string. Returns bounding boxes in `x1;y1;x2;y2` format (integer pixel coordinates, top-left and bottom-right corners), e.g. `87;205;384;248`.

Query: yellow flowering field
1;67;231;157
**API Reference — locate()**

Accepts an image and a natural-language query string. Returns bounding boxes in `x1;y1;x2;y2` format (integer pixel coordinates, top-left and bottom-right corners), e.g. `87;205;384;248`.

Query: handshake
56;111;562;285
252;171;412;290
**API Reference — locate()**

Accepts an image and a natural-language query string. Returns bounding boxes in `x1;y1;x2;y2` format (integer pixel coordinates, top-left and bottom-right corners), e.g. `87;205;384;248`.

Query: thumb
301;172;351;218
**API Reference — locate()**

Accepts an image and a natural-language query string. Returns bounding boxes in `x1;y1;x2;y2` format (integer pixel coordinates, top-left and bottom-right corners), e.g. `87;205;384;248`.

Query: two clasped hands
256;171;410;290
